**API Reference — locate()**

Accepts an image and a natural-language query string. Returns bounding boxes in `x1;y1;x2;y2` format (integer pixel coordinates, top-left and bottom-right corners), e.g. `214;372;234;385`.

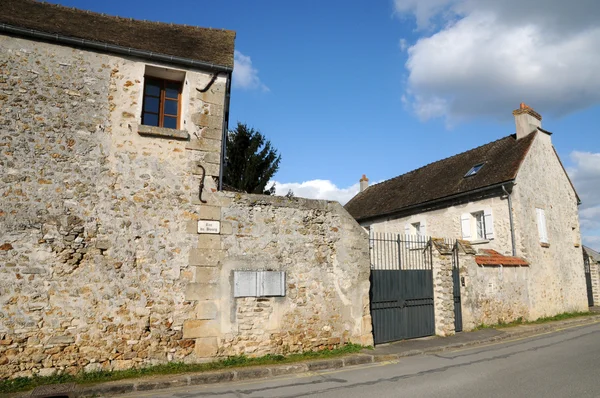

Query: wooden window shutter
461;213;471;240
484;208;494;240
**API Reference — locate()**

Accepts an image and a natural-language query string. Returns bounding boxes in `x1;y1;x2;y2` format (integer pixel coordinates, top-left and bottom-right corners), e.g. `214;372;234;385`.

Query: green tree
224;122;281;194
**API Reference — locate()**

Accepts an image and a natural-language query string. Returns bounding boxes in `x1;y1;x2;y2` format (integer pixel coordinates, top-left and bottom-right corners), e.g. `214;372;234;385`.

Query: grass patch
474;311;594;330
0;343;364;394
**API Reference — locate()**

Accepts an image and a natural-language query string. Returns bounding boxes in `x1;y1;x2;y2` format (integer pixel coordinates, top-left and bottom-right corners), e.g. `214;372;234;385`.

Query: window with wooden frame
142;77;182;129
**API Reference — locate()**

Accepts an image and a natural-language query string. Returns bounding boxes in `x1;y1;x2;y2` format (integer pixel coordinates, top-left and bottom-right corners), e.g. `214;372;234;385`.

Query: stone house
0;0;372;379
345;104;588;322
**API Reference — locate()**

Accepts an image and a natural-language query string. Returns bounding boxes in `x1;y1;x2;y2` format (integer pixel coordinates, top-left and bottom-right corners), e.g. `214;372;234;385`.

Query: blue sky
52;0;600;246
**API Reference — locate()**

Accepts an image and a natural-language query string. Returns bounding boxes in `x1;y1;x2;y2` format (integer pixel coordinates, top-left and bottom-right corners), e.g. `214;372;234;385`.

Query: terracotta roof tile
345;133;537;221
475;252;529;267
1;0;235;68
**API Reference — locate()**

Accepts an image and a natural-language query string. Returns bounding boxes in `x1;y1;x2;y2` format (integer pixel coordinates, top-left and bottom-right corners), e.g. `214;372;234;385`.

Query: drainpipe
502;185;516;256
219;72;232;191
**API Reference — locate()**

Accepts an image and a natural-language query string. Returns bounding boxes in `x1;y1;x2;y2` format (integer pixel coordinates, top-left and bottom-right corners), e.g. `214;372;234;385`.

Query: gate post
431;239;456;336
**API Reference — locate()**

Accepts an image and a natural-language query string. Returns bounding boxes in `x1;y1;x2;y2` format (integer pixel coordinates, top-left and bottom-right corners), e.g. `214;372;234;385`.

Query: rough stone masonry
0;35;373;379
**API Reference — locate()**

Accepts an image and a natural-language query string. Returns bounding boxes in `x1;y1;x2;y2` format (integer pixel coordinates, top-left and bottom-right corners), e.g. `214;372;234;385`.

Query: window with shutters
461;209;494;242
536;208;549;246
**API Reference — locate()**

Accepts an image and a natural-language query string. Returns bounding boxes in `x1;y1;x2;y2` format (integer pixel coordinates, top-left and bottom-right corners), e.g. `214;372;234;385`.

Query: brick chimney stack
359;174;369;193
513;102;542;140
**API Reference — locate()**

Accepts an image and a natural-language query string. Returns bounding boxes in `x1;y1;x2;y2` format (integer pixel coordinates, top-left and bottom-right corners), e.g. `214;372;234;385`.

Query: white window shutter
484;208;494;240
461;213;471;240
420;220;427;239
536;208;548;243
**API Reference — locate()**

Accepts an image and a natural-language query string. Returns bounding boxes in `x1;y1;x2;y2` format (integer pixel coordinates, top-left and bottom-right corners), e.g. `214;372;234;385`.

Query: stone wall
457;255;530;330
218;195;373;355
585;250;600;306
0;35;372;379
512;132;588;318
429;242;530;333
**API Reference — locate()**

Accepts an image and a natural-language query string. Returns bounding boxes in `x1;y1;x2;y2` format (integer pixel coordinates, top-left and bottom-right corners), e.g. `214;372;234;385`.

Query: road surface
122;321;600;398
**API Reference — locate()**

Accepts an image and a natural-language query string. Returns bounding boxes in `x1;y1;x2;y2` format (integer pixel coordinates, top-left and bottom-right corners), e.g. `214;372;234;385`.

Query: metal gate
584;251;594;307
452;241;463;332
369;233;435;344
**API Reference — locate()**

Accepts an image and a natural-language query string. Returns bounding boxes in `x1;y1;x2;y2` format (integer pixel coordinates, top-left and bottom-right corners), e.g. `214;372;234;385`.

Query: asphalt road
122;322;600;398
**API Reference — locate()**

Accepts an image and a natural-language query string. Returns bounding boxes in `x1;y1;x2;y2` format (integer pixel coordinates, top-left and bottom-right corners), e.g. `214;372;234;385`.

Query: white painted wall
364;195;513;255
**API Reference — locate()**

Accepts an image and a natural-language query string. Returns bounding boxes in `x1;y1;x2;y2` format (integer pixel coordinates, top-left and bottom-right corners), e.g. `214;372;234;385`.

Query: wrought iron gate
452;241;463;332
369;233;435;344
584;251;594;307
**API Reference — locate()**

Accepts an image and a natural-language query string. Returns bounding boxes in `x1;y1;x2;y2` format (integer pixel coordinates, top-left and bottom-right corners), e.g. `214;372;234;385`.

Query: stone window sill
469;239;490;245
541;242;550;248
138;124;189;140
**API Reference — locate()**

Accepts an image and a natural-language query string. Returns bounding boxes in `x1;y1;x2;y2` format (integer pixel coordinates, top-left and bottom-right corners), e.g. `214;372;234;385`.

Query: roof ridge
367;134;517;190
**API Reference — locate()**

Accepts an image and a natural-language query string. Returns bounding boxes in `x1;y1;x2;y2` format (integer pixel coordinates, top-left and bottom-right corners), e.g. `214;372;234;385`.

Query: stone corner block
195;266;220;284
183;319;220;338
196;301;218;320
185;283;219;301
194;337;218;358
189;248;224;266
197;235;222;250
186;137;221;153
198;205;221;221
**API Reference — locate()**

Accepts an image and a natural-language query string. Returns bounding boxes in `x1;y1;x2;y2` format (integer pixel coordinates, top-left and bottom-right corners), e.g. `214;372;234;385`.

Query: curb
11;316;600;397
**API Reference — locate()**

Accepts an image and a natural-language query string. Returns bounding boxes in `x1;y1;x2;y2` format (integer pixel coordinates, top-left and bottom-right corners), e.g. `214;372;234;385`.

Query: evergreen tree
223;122;281;194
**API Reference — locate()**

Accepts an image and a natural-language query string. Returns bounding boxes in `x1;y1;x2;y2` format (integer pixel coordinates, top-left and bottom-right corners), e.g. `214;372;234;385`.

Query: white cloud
272;180;360;205
233;50;269;92
568;151;600;248
395;0;600;123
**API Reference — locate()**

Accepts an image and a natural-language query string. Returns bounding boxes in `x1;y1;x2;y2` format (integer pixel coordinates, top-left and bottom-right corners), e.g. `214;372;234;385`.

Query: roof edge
508;130;538;181
551;146;582;205
0;22;233;73
355;179;515;223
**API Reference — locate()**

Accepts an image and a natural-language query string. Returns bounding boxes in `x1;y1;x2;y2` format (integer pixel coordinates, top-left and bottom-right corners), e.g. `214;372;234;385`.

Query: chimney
359;174;369;193
513;102;542;140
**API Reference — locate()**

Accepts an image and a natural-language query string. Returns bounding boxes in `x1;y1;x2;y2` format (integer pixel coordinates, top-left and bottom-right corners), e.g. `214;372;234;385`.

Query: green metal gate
369;233;435;344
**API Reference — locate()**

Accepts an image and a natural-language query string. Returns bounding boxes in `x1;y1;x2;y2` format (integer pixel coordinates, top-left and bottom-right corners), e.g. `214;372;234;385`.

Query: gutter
0;23;233;73
357;180;516;223
502;185;517;256
218;72;232;191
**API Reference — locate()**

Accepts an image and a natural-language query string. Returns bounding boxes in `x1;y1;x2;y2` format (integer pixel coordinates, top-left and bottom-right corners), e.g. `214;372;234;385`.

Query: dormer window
464;163;484;177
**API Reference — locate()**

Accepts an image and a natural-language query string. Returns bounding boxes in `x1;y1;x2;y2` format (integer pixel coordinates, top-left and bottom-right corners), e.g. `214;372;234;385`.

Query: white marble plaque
197;220;220;234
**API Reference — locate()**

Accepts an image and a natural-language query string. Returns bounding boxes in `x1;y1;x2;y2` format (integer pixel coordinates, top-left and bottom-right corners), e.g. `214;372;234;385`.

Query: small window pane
144;79;161;97
164;99;178;116
165;82;180;99
163;116;177;129
143;96;159;113
142;113;159;126
474;213;484;239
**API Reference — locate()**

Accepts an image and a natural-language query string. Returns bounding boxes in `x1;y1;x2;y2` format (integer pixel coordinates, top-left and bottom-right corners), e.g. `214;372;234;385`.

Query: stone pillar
591;260;600;306
431;246;455;336
182;94;233;358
